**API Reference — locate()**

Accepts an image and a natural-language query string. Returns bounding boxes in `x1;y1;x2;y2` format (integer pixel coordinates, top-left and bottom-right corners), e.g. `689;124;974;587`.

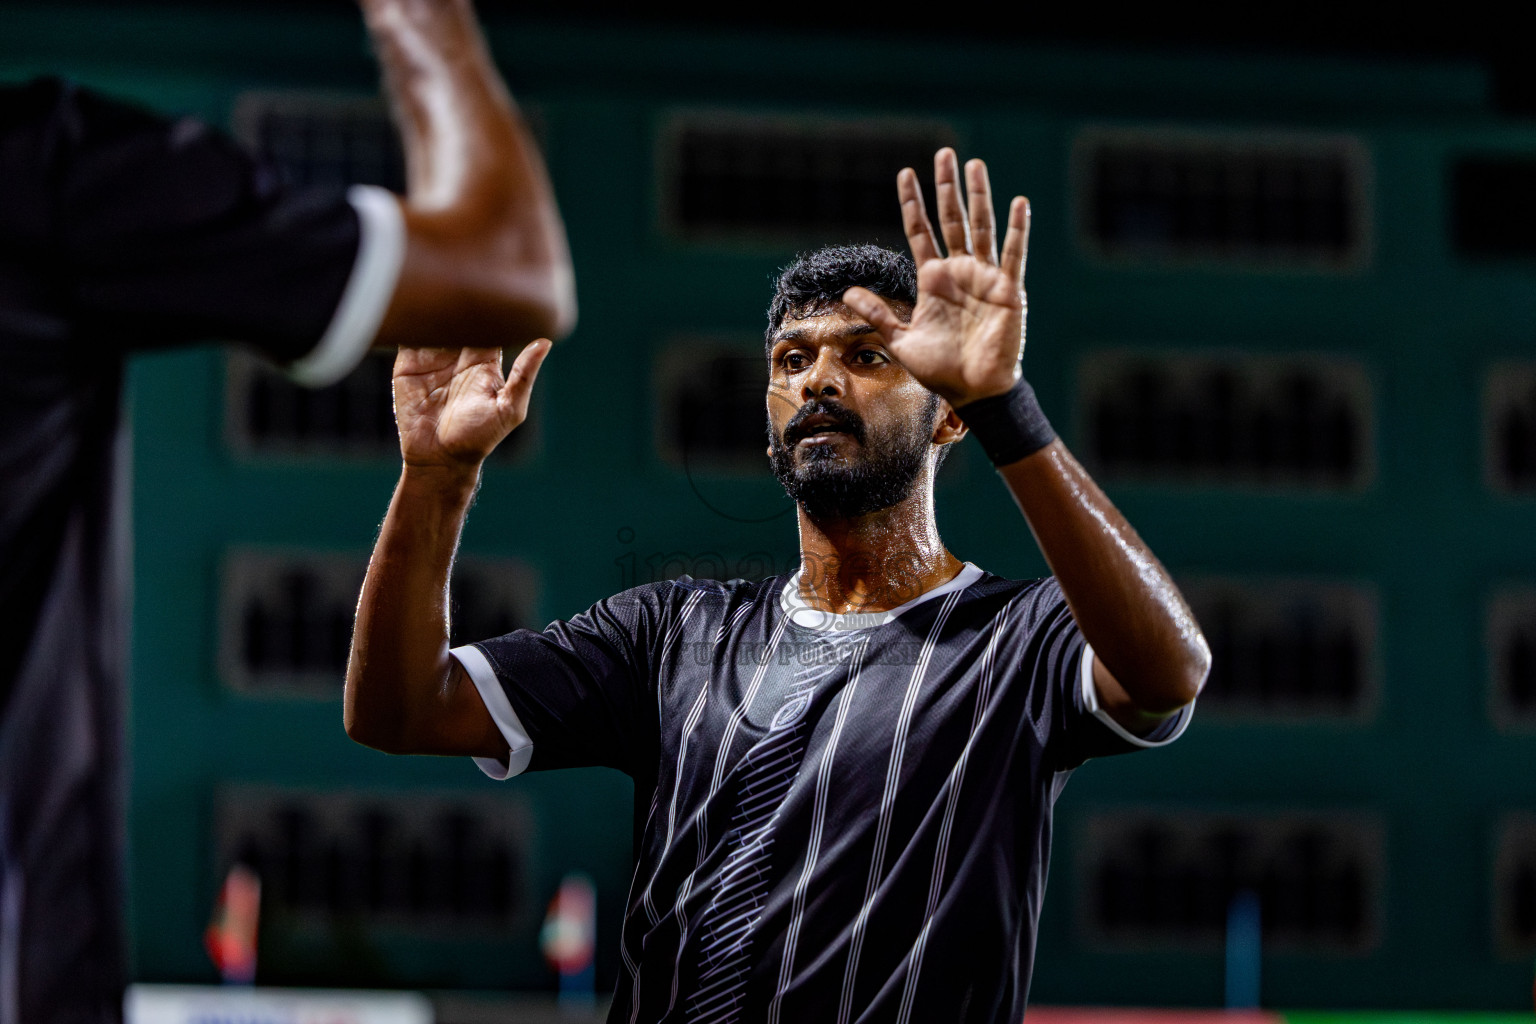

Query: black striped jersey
453;563;1191;1024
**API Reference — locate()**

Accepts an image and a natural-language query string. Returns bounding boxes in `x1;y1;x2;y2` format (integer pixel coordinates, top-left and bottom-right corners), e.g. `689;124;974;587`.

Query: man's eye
783;353;808;370
854;350;888;365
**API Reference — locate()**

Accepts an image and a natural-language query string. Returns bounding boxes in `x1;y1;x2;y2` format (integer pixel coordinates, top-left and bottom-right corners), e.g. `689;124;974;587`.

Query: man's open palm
393;341;549;472
843;150;1030;408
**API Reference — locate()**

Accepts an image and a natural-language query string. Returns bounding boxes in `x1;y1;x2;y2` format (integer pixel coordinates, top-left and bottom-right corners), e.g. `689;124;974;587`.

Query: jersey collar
779;562;985;633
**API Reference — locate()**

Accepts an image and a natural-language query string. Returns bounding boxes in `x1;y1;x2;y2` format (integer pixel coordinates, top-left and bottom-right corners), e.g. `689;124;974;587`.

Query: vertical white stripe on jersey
641;588;710;932
616;787;661;1024
619;931;643;1024
766;637;869;1024
663;615;790;1017
895;596;1018;1024
705;614;790;795
686;654;821;1024
642;596;755;925
682;642;854;1023
639;589;708;922
642;673;710;924
835;590;963;1024
621;588;704;1024
657;590;707;709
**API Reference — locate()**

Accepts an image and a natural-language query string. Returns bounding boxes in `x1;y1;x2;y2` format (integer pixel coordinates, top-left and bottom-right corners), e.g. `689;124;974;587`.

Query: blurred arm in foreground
0;3;572;1021
364;0;575;348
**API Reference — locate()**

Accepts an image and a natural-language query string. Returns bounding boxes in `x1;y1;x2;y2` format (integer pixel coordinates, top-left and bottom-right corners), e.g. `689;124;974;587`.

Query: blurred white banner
125;984;433;1024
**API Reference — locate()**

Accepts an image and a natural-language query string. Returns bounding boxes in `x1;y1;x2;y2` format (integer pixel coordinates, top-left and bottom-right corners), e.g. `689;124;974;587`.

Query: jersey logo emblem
769;693;812;731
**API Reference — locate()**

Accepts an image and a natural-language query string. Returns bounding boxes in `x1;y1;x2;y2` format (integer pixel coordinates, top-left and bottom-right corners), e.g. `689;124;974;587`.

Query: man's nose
802;349;846;401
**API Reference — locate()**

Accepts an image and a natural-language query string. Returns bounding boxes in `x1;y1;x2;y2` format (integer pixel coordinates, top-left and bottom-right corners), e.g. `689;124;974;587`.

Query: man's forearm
999;441;1209;714
345;465;481;752
362;0;521;212
361;0;575;343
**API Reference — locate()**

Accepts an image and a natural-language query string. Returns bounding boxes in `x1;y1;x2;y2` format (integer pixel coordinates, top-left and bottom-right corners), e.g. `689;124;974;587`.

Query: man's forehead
773;300;911;343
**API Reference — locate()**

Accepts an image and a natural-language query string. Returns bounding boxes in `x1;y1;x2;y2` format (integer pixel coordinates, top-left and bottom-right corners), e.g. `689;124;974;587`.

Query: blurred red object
540;873;596;976
203;863;260;984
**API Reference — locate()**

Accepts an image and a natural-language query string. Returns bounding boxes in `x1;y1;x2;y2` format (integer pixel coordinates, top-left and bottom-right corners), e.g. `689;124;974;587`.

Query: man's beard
768;396;936;520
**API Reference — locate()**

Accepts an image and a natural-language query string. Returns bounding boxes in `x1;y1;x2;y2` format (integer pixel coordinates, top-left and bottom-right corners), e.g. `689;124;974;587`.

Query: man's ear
933;399;968;446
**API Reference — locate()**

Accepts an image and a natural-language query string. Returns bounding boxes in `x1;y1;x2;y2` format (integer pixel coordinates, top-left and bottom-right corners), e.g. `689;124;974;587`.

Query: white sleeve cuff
451;644;536;780
286;184;406;388
1080;643;1193;748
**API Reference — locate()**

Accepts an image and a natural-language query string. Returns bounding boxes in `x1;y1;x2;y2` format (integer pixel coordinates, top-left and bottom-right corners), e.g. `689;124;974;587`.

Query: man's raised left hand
842;148;1030;409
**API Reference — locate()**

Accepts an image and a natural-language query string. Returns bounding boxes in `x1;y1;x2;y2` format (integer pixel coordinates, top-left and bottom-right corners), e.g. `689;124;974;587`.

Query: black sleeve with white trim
451;644;537;781
287;184;403;386
455;583;672;780
6;78;399;382
1007;577;1193;771
1077;643;1192;746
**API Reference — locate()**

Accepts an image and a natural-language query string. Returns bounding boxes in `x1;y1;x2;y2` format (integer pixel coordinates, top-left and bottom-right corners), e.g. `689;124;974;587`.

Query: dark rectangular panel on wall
225;351;537;461
649;337;799;535
1487;588;1536;730
1078;810;1381;953
1079;351;1372;488
1182;578;1377;719
219;551;362;696
1495;814;1536;956
231;91;546;193
1074;128;1369;269
1485;363;1536;492
655;338;769;471
658;112;953;246
226;351;398;457
216;788;530;954
220;550;537;697
1452;158;1536;259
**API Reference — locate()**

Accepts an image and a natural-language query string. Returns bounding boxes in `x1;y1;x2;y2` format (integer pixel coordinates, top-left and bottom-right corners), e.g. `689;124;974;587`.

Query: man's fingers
455;346;504;374
505;338;551;391
898;168;941;265
499;338;551;420
933;148;971;257
1000;196;1031;287
965;159;999;265
842;287;905;340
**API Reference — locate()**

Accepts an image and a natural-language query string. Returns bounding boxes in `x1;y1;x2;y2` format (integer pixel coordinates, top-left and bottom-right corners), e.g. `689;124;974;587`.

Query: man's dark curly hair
765;244;916;348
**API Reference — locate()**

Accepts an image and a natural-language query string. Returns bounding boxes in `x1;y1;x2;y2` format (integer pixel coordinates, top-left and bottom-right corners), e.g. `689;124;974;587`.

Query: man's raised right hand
393;340;549;474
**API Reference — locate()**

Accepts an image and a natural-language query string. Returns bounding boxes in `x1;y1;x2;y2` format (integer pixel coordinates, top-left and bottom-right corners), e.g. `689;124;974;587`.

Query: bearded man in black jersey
345;149;1210;1022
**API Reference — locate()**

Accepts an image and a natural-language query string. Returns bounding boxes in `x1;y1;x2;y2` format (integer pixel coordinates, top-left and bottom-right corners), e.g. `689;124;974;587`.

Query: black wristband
956;377;1057;466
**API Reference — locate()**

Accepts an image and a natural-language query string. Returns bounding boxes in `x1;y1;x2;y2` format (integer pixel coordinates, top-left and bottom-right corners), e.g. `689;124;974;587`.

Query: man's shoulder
960;569;1063;604
602;574;784;615
945;570;1074;632
665;574;786;612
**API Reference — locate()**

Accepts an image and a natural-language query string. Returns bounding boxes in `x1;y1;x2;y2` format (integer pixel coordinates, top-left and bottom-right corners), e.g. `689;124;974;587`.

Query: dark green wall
3;2;1534;1008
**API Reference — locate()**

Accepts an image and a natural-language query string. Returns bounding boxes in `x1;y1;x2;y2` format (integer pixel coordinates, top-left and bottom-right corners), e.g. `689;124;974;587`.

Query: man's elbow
1164;633;1212;710
477;208;576;340
533;259;578;339
390;217;578;346
474;217;576;339
509;266;576;342
344;713;386;753
1135;638;1211;715
343;699;411;755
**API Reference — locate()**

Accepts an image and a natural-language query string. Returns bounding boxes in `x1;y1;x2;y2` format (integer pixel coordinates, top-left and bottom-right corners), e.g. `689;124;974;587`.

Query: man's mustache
782;399;867;447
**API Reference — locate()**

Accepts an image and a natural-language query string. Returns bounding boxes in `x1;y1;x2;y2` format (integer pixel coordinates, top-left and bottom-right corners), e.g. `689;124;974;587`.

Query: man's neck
795;488;963;615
